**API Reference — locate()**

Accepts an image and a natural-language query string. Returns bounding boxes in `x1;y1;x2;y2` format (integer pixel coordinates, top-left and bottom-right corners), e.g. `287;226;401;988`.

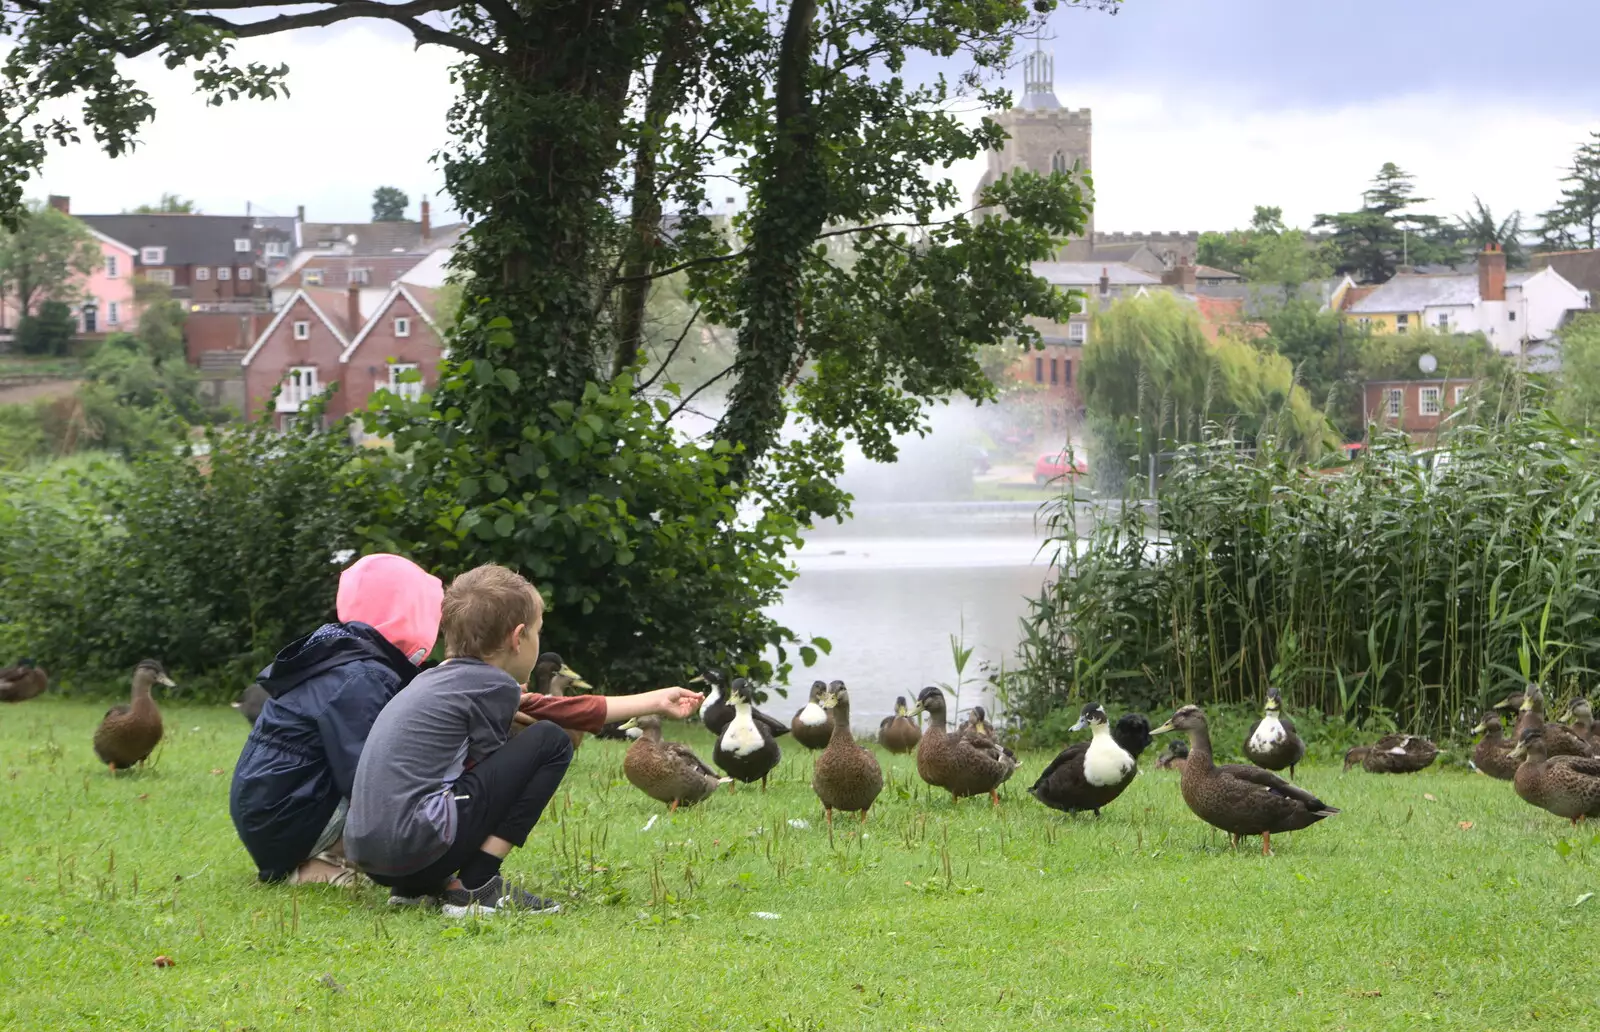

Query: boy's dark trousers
374;720;573;894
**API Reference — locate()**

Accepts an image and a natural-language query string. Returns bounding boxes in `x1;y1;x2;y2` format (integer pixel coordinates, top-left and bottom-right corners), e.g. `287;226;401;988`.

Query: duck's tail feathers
1314;806;1341;817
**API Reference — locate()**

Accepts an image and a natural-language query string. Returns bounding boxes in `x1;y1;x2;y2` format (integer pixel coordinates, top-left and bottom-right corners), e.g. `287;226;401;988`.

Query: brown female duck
877;696;921;754
1155;739;1189;772
1242;686;1306;778
714;678;783;791
912;686;1018;806
618;715;726;811
532;651;593;749
94;660;175;772
0;660;48;703
1515;685;1592;757
1509;727;1600;825
1152;704;1339;856
1470;711;1519;780
1559;698;1600;750
811;684;883;834
1343;734;1440;774
1029;703;1147;816
791;680;833;751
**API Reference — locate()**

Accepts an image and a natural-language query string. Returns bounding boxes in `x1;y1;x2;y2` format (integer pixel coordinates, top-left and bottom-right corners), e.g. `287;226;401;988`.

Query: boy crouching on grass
345;563;702;915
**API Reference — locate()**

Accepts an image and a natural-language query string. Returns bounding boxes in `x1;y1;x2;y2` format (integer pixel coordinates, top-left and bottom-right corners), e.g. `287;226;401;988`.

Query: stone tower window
1050;151;1068;174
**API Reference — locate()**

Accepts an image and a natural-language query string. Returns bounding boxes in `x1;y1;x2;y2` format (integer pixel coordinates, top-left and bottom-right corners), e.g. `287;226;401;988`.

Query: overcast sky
29;0;1600;233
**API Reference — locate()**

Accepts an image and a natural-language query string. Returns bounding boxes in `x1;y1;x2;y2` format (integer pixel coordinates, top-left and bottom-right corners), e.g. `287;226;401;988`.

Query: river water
764;501;1058;728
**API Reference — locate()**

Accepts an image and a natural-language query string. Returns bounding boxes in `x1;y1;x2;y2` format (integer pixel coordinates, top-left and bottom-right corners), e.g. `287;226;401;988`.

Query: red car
1034;451;1087;485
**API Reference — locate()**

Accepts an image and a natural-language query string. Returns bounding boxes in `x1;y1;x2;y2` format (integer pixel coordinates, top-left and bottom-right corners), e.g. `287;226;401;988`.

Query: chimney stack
347;283;362;337
1162;258;1197;293
47;195;69;214
1479;241;1506;302
420;198;431;243
1099;267;1110;297
296;205;305;222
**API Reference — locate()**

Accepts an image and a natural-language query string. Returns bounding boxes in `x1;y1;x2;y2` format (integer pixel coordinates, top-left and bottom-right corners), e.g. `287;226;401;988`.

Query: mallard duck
1155;739;1189;772
911;686;1018;806
961;706;995;739
1491;690;1526;716
618;715;726;811
714;678;783;791
533;651;593;749
1509;727;1600;826
94;660;175;772
1029;703;1144;816
0;659;48;703
1559;697;1600;750
1343;734;1439;774
877;696;921;754
1152;704;1339;856
791;680;833;751
232;683;269;725
1470;711;1519;780
811;683;883;832
696;670;788;742
1242;686;1306;778
1515;685;1592;757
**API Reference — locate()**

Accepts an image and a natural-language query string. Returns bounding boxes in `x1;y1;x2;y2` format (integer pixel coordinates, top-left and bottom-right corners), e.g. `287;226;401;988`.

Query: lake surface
764;501;1058;729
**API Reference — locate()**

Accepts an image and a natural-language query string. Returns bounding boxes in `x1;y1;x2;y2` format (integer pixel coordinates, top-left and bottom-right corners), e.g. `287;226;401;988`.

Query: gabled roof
240;289;351;366
339;284;442;363
82;226;136;254
1032;261;1162;287
1347;271;1536;313
77;213;293;266
300;220;465;257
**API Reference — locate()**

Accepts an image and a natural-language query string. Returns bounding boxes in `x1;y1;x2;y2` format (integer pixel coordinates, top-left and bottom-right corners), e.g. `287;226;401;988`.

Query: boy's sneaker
441;874;561;917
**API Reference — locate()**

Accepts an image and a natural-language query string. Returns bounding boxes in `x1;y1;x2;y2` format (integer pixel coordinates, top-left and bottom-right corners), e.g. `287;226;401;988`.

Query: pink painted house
77;227;141;335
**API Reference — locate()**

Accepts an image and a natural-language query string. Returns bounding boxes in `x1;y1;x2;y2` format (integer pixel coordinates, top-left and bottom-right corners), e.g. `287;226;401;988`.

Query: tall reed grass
1014;383;1600;741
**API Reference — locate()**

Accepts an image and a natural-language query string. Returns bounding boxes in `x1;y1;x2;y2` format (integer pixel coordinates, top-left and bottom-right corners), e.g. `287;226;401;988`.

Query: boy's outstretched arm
603;686;704;723
515;686;702;729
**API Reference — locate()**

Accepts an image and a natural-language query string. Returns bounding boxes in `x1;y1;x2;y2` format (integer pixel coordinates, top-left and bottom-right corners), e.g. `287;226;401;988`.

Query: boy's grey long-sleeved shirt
345;658;518;876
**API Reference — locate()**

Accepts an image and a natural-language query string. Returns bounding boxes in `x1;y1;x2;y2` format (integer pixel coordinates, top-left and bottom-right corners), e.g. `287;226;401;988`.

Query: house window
1387;388;1403;419
105;256;119;278
217;267;232;281
1063;359;1073;386
1050;358;1059;385
1068;321;1087;343
1396;314;1409;335
395;317;411;338
1508;310;1517;321
108;302;120;325
1453;386;1469;406
140;246;166;265
1436;313;1449;329
1034;357;1044;383
278;366;319;412
387;363;423;403
265;241;289;259
234;238;251;253
195;267;211;281
1420;387;1441;416
303;269;324;286
293;320;311;341
145;269;174;286
1357;316;1371;329
350;268;372;286
239;266;253;281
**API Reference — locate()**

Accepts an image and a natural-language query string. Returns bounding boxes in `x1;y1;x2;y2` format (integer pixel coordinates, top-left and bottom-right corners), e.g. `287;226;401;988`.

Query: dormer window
234;238;251;253
140;246;166;265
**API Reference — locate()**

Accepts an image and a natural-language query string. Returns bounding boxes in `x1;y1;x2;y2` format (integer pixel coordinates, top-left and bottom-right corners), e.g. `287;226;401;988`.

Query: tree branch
665;359;741;423
130;2;504;65
635;305;702;394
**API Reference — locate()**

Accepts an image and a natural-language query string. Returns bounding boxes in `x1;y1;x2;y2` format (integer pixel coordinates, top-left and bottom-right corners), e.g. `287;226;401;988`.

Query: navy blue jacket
229;621;420;881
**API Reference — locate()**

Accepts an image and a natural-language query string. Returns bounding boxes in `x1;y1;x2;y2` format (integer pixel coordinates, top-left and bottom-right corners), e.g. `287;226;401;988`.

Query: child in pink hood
229;554;444;885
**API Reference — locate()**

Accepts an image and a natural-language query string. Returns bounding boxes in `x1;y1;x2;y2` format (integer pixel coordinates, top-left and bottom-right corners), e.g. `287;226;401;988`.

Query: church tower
971;47;1094;250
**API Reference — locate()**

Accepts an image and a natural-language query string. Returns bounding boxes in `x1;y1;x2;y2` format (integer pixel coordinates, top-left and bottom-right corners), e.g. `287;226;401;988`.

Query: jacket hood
256;622;419;699
336;554;443;665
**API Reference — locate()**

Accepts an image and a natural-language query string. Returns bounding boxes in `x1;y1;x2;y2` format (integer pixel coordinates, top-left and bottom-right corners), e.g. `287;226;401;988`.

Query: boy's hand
653;686;704;720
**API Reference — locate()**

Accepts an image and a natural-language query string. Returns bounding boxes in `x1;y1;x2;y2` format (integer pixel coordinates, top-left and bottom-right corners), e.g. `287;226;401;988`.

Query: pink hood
336;553;443;664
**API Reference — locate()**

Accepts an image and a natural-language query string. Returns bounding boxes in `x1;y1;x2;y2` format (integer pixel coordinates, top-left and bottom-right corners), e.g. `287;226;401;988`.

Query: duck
961;706;996;739
94;660;175;772
911;686;1018;806
618;714;727;811
1515;685;1592;757
1029;703;1144;816
1559;697;1600;750
811;683;883;833
714;678;783;791
1491;690;1526;716
1155;739;1189;772
532;651;593;750
0;659;48;703
1152;704;1339;856
1470;711;1519;780
877;696;921;754
791;680;833;750
695;670;788;742
1343;734;1439;774
1242;686;1306;778
232;683;269;725
1508;727;1600;826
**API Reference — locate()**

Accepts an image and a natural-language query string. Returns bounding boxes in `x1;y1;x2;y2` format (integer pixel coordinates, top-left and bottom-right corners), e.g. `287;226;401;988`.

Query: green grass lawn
2;701;1597;1031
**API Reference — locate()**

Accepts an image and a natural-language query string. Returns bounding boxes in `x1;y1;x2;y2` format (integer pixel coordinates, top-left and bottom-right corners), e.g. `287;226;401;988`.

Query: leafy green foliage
1456;197;1524;267
15;300;76;356
371;186;409;223
1536;130;1600;251
1314;163;1457;283
0;200;100;314
126;193;196;214
1014;387;1600;737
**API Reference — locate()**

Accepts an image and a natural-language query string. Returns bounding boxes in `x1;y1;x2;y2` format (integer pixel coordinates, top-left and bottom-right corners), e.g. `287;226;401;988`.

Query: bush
15;300;76;356
1012;382;1595;740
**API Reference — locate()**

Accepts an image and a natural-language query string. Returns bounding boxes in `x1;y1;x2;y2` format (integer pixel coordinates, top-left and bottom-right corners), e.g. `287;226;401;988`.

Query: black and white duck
791;680;833;751
1029;703;1150;816
1242;686;1306;778
713;678;783;791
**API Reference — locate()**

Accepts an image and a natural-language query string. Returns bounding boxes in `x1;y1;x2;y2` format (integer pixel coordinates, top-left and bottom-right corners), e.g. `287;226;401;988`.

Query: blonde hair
441;564;543;659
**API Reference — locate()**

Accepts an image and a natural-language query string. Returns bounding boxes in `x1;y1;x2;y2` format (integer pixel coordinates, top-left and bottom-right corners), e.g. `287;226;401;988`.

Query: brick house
1362;378;1478;442
271;199;463;301
240;284;443;425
